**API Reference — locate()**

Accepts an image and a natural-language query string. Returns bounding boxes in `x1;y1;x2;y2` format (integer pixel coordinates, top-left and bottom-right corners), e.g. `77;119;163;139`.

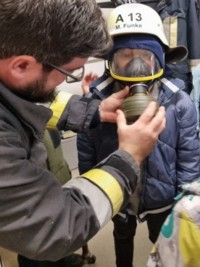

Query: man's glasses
46;62;85;83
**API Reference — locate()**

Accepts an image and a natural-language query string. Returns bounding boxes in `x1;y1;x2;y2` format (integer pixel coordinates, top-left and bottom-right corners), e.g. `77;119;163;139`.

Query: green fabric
44;130;71;185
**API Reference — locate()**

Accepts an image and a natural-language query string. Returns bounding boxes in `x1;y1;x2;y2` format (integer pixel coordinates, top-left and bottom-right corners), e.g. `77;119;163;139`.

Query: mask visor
110;48;163;82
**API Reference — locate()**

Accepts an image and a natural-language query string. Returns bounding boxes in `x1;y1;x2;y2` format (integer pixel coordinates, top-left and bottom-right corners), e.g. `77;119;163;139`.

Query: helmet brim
96;43;188;64
165;45;188;63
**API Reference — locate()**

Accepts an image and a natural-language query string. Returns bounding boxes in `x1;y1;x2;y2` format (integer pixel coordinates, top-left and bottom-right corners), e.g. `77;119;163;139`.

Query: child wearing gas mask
77;3;200;267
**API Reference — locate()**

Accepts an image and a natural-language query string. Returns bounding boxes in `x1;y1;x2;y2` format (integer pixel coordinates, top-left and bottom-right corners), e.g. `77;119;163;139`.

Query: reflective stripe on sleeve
47;91;72;130
83;168;123;216
63;177;112;228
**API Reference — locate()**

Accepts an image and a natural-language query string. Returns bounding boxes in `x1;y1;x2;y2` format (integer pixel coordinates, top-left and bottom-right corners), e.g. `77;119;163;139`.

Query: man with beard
0;0;166;265
77;3;200;267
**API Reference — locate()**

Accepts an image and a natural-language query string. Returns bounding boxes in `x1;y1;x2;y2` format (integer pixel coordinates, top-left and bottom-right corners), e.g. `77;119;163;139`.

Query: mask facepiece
109;48;160;123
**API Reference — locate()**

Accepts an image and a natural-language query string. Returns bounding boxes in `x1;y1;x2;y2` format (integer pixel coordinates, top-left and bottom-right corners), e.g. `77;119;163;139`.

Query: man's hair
0;0;112;65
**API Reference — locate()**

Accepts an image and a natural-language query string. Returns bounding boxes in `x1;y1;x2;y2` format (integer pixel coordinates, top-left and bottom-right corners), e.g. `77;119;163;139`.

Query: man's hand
99;87;129;123
117;102;166;166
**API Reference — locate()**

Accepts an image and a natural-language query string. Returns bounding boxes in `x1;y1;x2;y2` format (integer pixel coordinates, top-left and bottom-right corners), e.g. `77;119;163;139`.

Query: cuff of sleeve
82;168;123;216
99;149;140;184
91;149;140;215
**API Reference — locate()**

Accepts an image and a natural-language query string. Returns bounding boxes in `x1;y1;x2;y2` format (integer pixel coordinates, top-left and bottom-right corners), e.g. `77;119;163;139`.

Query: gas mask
109;48;163;122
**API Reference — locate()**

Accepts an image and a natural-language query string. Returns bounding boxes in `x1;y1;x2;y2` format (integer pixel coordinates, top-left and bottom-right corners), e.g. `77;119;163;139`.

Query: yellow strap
82;168;123;216
47;91;72;130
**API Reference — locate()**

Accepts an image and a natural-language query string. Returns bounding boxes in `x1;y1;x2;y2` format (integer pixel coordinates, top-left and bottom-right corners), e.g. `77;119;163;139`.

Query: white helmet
106;3;188;62
107;3;168;46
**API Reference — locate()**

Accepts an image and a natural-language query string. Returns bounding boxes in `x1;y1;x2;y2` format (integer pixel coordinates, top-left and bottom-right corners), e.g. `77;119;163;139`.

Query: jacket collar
158;77;184;105
89;71;184;103
90;70;115;100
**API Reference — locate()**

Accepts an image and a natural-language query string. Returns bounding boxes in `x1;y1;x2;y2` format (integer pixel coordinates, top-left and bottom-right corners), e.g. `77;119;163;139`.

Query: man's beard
8;76;56;103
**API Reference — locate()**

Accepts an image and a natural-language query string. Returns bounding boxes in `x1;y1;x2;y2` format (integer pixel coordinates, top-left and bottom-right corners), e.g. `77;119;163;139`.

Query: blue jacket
77;73;200;219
